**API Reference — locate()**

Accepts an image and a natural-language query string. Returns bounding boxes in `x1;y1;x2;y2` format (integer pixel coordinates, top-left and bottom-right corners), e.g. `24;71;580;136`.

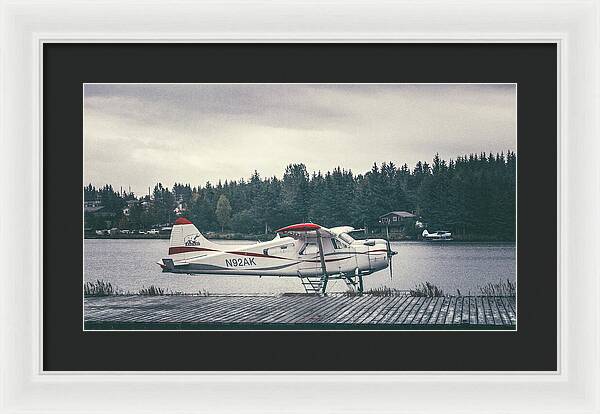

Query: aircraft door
297;239;321;277
330;237;357;274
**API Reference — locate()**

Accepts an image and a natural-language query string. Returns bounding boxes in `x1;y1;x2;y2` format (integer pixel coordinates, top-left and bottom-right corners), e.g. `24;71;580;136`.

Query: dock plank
435;297;450;324
224;296;285;323
363;296;397;323
506;297;517;316
320;295;368;323
482;297;494;324
469;297;478;325
390;297;418;324
426;297;442;324
476;297;486;325
371;295;408;324
502;297;517;325
378;296;411;324
262;296;312;323
444;297;457;324
461;296;470;324
425;297;443;324
413;298;435;324
343;296;386;324
329;295;373;323
495;297;512;326
488;297;503;325
404;298;426;324
265;297;314;322
453;297;464;324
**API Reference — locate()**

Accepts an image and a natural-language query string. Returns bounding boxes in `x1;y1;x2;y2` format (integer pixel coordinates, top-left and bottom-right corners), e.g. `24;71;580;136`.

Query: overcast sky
84;83;516;196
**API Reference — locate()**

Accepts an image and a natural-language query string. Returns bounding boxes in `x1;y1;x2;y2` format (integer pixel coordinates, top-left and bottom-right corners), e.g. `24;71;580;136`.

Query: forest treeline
84;151;516;241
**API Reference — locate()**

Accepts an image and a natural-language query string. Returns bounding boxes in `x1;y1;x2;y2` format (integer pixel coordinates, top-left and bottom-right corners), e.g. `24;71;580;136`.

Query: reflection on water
84;239;516;295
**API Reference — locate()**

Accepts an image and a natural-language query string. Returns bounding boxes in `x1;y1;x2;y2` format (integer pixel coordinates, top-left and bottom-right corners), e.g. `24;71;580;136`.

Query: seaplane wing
275;222;337;238
328;226;355;236
158;218;396;294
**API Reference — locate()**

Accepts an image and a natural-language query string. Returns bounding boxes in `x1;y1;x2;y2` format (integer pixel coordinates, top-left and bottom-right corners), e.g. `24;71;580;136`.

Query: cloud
84;83;516;195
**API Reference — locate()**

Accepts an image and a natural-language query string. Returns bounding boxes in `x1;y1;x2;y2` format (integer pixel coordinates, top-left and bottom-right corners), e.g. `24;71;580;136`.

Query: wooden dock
84;294;516;330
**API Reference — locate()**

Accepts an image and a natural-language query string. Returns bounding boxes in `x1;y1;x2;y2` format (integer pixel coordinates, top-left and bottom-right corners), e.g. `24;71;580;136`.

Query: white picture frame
1;0;598;413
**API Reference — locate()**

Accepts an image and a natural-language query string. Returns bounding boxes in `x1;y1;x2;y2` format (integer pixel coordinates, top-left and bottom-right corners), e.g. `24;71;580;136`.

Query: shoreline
84;234;516;243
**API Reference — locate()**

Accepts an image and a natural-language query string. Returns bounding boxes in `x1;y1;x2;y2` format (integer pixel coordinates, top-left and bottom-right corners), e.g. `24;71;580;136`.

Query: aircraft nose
366;242;388;270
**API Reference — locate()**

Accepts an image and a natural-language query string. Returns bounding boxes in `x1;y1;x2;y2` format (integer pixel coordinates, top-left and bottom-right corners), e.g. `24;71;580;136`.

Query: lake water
84;239;516;295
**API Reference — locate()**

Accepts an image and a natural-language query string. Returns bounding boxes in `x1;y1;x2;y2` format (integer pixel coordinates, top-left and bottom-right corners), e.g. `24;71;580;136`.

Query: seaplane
422;229;453;241
158;217;397;294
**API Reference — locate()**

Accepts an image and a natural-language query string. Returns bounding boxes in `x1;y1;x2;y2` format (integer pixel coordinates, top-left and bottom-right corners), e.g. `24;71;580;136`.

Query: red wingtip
276;223;321;233
174;217;193;225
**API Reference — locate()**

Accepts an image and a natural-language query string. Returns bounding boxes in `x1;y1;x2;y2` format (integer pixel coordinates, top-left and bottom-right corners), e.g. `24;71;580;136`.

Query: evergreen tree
215;194;232;232
282;163;310;223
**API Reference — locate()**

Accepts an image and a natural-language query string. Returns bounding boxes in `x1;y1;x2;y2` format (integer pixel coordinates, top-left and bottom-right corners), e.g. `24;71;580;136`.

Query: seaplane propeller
385;238;398;280
382;226;398;280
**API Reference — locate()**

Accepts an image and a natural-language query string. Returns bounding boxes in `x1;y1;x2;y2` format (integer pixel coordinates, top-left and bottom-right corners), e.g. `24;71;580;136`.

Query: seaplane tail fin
168;217;217;256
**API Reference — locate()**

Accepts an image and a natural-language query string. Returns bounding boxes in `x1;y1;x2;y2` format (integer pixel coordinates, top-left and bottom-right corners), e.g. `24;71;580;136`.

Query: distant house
378;211;417;234
84;199;101;208
379;211;417;225
83;201;115;217
84;204;105;214
83;199;104;213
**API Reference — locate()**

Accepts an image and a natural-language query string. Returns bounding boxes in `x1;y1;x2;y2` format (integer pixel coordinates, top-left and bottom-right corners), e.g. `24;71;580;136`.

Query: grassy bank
84;280;516;298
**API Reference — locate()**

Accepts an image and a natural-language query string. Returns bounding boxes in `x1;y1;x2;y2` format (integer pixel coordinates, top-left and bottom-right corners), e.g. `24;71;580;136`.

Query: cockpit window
332;238;348;249
339;233;355;244
300;243;319;255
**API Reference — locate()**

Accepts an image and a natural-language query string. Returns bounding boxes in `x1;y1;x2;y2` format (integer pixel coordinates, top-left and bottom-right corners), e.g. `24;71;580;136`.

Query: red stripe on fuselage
303;256;353;263
168;246;218;255
227;251;290;260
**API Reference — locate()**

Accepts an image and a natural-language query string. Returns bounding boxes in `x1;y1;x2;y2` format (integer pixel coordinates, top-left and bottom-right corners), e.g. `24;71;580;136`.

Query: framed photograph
1;1;599;413
82;81;518;333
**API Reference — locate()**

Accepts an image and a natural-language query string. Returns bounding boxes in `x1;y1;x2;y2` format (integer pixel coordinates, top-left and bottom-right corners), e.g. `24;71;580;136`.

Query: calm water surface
84;239;516;295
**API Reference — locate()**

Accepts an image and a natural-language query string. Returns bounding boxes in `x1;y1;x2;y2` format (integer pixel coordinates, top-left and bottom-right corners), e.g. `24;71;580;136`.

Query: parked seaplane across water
158;217;397;294
422;229;453;241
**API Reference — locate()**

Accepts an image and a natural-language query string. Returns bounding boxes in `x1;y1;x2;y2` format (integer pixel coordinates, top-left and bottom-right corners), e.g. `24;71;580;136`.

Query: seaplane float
158;217;397;294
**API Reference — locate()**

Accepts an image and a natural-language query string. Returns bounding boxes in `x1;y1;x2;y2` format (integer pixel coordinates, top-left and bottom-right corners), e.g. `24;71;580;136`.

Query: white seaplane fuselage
159;219;391;279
